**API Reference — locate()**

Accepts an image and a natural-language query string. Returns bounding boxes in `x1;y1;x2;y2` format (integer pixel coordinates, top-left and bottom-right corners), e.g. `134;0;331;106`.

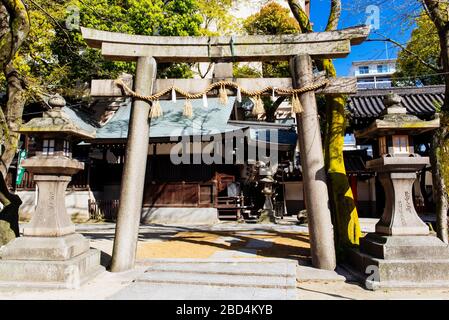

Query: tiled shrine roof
348;85;444;120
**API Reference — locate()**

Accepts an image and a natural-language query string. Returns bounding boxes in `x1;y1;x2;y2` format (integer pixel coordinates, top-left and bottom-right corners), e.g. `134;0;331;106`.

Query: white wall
17;190;98;222
352;62;396;77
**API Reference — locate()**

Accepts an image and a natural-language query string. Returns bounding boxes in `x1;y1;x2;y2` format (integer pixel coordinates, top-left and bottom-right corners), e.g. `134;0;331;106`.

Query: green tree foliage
5;0;204;100
243;2;301;78
243;2;299;35
242;2;300;78
197;0;240;35
232;64;262;78
395;14;443;85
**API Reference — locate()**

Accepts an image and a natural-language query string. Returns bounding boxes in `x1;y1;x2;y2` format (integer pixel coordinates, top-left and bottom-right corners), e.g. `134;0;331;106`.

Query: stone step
142;261;296;277
137;271;296;289
111;259;298;300
110;282;297;300
137;258;295;264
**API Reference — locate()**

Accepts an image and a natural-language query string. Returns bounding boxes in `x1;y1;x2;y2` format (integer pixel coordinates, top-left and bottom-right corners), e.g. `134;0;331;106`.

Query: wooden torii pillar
81;26;370;272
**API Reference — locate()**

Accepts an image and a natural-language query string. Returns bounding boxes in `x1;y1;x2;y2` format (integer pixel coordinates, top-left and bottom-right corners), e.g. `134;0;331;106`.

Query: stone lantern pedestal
0;95;104;288
370;157;431;236
348;93;449;290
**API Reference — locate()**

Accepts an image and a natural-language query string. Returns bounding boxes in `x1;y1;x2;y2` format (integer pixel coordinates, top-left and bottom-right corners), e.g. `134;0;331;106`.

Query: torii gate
81;25;370;272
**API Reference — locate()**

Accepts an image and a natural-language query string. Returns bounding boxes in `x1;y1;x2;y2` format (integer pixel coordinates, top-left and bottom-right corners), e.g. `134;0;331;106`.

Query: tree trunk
0;173;21;238
431;128;448;243
1;64;26;176
323;60;361;252
438;28;449;112
429;27;449;243
0;0;30;244
0;64;26;242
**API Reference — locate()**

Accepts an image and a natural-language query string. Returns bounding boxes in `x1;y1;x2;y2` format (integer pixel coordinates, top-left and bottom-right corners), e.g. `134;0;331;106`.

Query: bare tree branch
368;31;442;72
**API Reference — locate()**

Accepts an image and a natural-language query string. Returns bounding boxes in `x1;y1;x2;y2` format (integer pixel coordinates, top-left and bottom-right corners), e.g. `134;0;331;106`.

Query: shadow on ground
80;223;312;265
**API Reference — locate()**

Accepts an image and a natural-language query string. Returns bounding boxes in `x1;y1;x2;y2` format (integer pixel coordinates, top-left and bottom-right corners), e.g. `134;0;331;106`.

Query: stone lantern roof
18;95;96;140
355;92;440;139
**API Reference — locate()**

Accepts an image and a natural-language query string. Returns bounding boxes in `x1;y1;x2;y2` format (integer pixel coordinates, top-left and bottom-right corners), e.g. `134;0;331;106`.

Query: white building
351;59;397;90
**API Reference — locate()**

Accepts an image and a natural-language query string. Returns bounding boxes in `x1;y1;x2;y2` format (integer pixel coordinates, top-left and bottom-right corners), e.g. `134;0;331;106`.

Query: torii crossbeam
82;26;369;62
81;25;370;273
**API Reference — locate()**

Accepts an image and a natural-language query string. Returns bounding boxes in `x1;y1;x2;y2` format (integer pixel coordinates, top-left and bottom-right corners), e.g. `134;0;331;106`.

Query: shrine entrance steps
109;259;297;300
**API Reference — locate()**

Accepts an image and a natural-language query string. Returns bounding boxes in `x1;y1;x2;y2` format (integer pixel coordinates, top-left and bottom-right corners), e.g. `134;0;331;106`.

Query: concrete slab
137;272;295;288
143;260;296;276
296;265;347;283
109;282;297;300
136;258;297;264
210;249;259;259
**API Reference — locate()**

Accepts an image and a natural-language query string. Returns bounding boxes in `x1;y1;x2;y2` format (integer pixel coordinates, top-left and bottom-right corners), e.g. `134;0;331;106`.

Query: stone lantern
0;95;104;288
349;93;449;289
258;174;276;224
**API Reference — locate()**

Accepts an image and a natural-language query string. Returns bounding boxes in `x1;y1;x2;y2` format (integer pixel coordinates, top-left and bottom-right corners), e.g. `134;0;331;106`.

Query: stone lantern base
347;157;449;290
348;234;449;290
0;235;103;289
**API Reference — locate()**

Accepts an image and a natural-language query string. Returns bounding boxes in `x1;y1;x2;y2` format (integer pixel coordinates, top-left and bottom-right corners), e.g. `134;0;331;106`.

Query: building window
379;136;387;156
392;135;409;154
359;66;369;74
377;64;388;73
42;139;55;155
63;140;70;156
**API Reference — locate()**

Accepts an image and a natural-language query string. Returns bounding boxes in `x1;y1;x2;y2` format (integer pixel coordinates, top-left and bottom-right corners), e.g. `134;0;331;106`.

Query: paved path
3;218;449;300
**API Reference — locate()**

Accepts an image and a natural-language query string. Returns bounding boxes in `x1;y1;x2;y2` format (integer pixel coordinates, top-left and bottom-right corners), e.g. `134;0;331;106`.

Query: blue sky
308;0;418;76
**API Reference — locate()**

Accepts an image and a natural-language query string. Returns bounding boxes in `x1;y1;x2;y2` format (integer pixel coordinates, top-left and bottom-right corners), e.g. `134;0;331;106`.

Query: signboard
16;149;27;185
